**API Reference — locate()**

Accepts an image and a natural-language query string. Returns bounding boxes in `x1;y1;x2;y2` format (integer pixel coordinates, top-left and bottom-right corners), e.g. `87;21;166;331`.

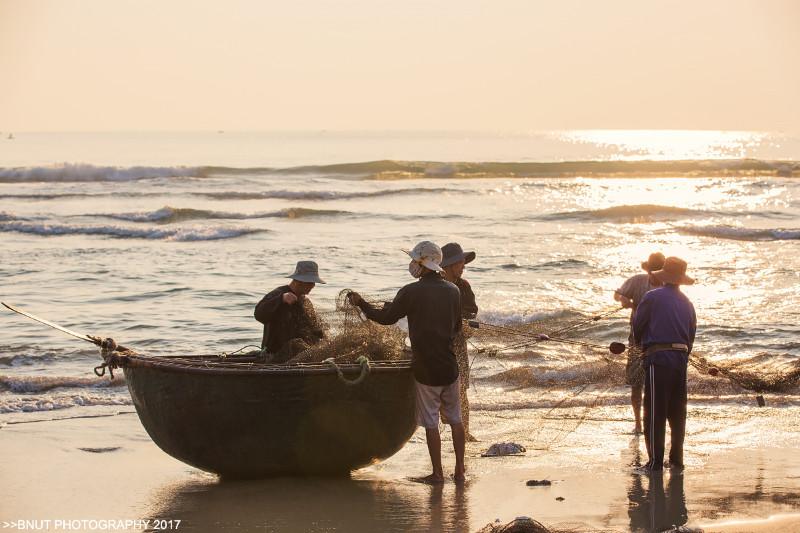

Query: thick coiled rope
323;355;371;386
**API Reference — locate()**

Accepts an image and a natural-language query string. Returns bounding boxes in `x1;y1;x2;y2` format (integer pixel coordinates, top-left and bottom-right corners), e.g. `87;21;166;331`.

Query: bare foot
409;474;445;485
453;473;466;484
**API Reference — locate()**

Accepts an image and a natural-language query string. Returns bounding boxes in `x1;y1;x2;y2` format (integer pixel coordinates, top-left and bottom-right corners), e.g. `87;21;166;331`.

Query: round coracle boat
112;353;417;479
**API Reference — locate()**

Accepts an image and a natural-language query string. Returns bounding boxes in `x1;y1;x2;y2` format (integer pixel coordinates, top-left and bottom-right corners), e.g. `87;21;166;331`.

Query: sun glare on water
554;130;772;161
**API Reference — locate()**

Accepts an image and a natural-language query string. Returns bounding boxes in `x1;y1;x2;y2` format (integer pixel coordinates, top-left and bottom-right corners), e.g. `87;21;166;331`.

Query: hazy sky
1;0;798;132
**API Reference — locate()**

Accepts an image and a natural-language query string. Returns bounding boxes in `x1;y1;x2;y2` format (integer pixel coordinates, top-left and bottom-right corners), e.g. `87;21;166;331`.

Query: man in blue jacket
633;256;697;472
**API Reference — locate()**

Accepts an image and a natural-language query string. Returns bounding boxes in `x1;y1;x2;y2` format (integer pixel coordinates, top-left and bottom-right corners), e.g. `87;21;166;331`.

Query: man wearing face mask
348;241;465;484
254;260;326;363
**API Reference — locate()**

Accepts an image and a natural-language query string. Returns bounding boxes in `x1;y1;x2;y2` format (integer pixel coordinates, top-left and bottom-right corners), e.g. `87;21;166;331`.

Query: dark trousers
643;363;687;470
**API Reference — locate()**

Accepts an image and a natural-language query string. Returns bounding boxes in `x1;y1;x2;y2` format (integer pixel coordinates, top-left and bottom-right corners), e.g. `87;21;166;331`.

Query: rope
93;337;124;379
323;355;371;386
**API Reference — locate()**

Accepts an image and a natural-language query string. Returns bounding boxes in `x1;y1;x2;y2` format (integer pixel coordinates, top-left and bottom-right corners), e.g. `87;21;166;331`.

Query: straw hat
406;241;444;272
652;256;694;285
641;252;666;273
288;261;326;284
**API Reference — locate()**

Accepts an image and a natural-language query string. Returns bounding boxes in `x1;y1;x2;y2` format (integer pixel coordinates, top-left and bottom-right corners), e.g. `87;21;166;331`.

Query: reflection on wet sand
624;437;800;531
145;474;470;532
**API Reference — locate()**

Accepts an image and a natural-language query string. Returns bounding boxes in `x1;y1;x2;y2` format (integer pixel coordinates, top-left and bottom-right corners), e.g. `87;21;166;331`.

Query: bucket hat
641;252;666;273
440;242;476;268
288;261;326;284
652;256;694;285
405;241;443;272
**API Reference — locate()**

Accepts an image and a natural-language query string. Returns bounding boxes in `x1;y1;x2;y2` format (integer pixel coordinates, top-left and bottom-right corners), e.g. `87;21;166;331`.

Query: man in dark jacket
348;241;465;484
254;261;326;362
440;242;478;441
633;256;697;472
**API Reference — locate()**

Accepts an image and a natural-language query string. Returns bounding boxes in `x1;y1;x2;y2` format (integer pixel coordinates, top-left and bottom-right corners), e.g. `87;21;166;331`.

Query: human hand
347;292;363;306
283;292;298;305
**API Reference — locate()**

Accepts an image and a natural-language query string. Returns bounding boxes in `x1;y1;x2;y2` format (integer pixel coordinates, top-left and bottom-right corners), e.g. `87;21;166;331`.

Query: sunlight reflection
554;130;771;161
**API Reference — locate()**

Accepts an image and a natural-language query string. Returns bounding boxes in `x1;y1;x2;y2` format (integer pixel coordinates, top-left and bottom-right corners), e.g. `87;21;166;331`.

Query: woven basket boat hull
122;354;417;479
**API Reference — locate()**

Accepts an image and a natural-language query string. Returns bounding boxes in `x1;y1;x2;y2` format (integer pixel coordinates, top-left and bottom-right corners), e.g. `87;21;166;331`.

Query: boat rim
119;353;413;376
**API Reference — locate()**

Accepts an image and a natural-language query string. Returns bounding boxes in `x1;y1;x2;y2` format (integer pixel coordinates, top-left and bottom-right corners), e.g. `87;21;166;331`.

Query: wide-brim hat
440;242;476;268
652;256;694;285
405;240;443;272
289;260;326;284
641;252;666;273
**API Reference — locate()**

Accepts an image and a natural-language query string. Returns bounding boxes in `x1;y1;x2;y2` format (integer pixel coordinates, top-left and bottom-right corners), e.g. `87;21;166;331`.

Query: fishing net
688;353;800;393
464;308;800;394
286;289;408;364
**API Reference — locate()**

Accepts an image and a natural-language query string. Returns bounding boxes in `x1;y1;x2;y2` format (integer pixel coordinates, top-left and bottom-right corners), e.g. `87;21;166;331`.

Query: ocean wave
0;221;266;241
2;159;796;183
0;392;131;413
500;259;589;270
195;187;458;201
0;374;126;393
212;159;799;179
540;204;709;222
0;352;64;367
678;225;800;241
92;206;352;223
0;211;16;221
0;163;201;182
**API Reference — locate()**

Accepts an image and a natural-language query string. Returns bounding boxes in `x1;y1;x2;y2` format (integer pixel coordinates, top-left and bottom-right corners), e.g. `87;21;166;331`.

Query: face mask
408;260;424;278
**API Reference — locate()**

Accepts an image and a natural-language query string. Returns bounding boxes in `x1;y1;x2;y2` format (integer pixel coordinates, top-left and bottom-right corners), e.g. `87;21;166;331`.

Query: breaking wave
0;221;266;241
212;159;799;179
5;158;793;183
196;187;458;201
540;204;708;222
0;163;201;182
92;206;351;223
0;392;131;413
0;375;126;393
678;225;800;242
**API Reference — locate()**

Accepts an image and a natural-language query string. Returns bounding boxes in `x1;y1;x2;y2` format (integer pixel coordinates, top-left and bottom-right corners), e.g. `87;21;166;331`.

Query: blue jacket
633;285;696;368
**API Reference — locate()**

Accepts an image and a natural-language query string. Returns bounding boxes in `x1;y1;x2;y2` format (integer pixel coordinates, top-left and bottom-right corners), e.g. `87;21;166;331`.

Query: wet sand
2;398;799;533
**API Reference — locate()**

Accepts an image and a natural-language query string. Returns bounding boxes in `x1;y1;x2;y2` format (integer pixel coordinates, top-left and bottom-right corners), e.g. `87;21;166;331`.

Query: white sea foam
0;163;200;182
679;224;800;241
0;221;265;241
0;374;125;393
0;393;131;413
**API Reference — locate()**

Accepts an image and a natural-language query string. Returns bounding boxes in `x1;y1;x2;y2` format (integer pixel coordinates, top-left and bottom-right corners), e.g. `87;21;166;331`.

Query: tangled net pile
286;289;408;364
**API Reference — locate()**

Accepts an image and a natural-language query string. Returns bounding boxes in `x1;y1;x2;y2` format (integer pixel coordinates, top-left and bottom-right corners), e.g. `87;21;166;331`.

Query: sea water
1;130;798;419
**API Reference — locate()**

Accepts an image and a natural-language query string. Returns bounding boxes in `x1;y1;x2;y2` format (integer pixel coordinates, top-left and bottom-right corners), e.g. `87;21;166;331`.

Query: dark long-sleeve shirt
454;277;478;319
254;285;324;353
633;284;697;369
358;272;462;386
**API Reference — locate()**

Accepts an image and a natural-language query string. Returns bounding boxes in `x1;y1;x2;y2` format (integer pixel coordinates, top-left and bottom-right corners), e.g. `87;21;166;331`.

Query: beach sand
2;398;799;533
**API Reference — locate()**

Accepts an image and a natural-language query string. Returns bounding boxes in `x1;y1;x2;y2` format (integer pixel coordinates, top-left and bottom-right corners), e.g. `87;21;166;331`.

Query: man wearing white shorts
349;241;465;484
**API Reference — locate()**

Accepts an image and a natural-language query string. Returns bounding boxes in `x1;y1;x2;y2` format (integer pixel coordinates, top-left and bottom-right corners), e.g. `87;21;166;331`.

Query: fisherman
254;260;326;363
348;241;466;484
614;252;666;434
633;256;696;472
440;242;478;442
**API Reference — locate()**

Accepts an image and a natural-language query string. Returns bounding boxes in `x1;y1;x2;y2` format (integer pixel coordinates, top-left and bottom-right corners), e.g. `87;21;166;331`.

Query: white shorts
415;379;462;429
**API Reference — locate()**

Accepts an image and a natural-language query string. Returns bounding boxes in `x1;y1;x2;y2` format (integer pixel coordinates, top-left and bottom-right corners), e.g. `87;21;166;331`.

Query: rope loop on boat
323;355;371;386
93;337;122;379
